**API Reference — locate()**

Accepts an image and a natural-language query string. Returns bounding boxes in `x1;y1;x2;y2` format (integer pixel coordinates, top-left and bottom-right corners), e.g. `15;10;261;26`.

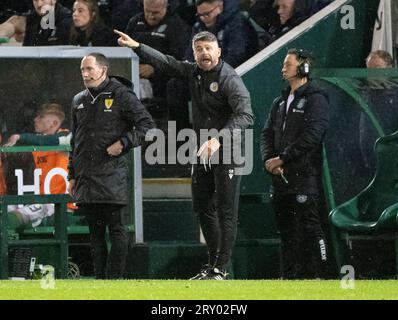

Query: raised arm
114;29;191;80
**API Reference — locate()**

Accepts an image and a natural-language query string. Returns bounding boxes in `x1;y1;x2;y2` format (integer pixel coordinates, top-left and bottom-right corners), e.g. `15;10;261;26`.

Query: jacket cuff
279;152;289;164
120;136;131;152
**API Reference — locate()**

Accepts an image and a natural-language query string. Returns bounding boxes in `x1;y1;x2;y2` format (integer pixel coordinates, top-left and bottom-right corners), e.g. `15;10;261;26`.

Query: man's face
196;1;223;28
80;56;107;88
366;56;390;68
144;0;167;26
276;0;295;25
33;0;56;16
193;40;221;71
34;113;59;134
281;53;299;80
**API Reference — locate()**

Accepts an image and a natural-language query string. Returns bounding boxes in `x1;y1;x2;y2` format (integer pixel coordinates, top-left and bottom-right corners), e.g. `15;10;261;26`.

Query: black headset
296;49;311;78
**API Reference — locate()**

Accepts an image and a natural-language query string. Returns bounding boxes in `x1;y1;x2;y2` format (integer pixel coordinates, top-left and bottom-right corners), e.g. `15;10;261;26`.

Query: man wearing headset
260;49;329;279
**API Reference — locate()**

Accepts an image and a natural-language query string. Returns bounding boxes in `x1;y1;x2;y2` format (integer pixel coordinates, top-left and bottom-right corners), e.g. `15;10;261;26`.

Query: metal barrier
0;194;71;279
0;145;72;279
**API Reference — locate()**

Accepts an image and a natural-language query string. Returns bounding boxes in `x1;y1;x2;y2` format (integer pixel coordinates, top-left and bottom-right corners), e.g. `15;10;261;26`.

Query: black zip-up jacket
134;44;254;160
260;80;329;194
23;3;72;46
68;76;155;205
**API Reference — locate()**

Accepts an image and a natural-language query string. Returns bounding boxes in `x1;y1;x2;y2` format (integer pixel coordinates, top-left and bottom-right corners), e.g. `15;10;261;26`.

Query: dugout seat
329;131;398;277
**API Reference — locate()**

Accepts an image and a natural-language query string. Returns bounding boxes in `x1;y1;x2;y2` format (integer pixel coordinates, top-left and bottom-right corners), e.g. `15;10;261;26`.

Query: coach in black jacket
260;49;329;279
116;29;253;280
68;53;154;279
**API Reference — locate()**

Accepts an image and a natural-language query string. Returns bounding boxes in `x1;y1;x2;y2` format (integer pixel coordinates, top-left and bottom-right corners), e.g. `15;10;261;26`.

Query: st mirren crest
105;98;113;109
210;82;219;92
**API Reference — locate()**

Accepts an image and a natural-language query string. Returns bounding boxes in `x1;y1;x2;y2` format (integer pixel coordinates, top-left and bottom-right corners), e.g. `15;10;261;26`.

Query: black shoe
202;267;227;280
189;264;212;280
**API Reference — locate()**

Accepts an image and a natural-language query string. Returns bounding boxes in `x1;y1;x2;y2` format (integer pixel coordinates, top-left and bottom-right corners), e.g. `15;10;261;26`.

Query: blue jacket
186;9;258;68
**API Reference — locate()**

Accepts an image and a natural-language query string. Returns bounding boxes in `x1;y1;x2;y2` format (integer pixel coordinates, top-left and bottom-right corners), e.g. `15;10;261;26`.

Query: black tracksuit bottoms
191;163;242;270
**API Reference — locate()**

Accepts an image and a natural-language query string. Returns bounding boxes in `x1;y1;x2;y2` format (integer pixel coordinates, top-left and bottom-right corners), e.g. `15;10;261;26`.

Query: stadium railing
0;145;72;279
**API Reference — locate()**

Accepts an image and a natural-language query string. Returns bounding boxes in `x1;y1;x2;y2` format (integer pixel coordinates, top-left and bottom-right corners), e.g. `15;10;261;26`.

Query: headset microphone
89;69;105;81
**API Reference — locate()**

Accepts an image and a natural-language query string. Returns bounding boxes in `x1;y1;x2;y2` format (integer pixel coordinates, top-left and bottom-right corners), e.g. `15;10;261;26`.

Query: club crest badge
210;82;219;92
105;98;113;109
296;98;306;109
296;194;308;204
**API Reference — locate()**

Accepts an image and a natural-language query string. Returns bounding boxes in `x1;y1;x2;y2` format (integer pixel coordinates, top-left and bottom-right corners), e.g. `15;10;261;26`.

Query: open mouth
201;57;212;64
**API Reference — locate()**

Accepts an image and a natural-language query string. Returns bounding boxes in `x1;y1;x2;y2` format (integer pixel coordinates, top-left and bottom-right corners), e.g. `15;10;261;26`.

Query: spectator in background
125;0;189;62
359;50;397;175
186;0;258;68
366;50;394;68
70;0;117;46
0;0;72;45
3;103;72;229
110;0;142;32
264;0;310;46
125;0;191;127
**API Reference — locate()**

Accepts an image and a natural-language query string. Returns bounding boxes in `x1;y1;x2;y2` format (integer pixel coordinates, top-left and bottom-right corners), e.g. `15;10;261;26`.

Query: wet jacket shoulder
23;3;72;46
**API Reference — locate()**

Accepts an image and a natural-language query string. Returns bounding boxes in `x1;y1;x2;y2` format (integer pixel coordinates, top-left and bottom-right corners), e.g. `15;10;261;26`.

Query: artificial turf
0;280;397;300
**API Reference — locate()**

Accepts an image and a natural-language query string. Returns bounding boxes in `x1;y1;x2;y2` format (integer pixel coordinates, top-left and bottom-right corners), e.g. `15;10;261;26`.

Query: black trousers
82;204;128;279
191;163;241;270
273;194;327;279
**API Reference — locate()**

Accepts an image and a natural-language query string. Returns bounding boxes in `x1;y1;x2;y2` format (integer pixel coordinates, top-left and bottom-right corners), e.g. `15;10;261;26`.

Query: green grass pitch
0;280;397;300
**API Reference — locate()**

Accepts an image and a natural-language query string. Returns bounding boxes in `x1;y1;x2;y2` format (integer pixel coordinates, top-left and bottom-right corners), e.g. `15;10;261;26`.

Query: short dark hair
287;48;313;65
86;52;110;69
366;50;394;67
192;31;219;46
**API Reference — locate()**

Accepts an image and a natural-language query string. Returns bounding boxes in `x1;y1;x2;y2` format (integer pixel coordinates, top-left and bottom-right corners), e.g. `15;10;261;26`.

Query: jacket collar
282;80;311;100
196;59;223;76
88;77;110;96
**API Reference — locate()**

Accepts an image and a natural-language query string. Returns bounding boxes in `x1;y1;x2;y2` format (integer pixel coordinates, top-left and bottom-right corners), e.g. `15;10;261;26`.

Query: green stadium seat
329;131;398;277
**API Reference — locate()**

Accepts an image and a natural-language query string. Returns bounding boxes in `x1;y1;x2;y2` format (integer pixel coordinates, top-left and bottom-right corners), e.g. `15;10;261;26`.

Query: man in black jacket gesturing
115;29;254;280
68;53;155;279
260;49;329;279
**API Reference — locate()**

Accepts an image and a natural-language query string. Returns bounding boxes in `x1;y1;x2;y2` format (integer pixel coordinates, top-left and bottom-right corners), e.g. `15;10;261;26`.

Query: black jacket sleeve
260;99;278;164
134;44;192;79
222;74;254;132
279;93;329;164
67;96;78;180
119;87;156;152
